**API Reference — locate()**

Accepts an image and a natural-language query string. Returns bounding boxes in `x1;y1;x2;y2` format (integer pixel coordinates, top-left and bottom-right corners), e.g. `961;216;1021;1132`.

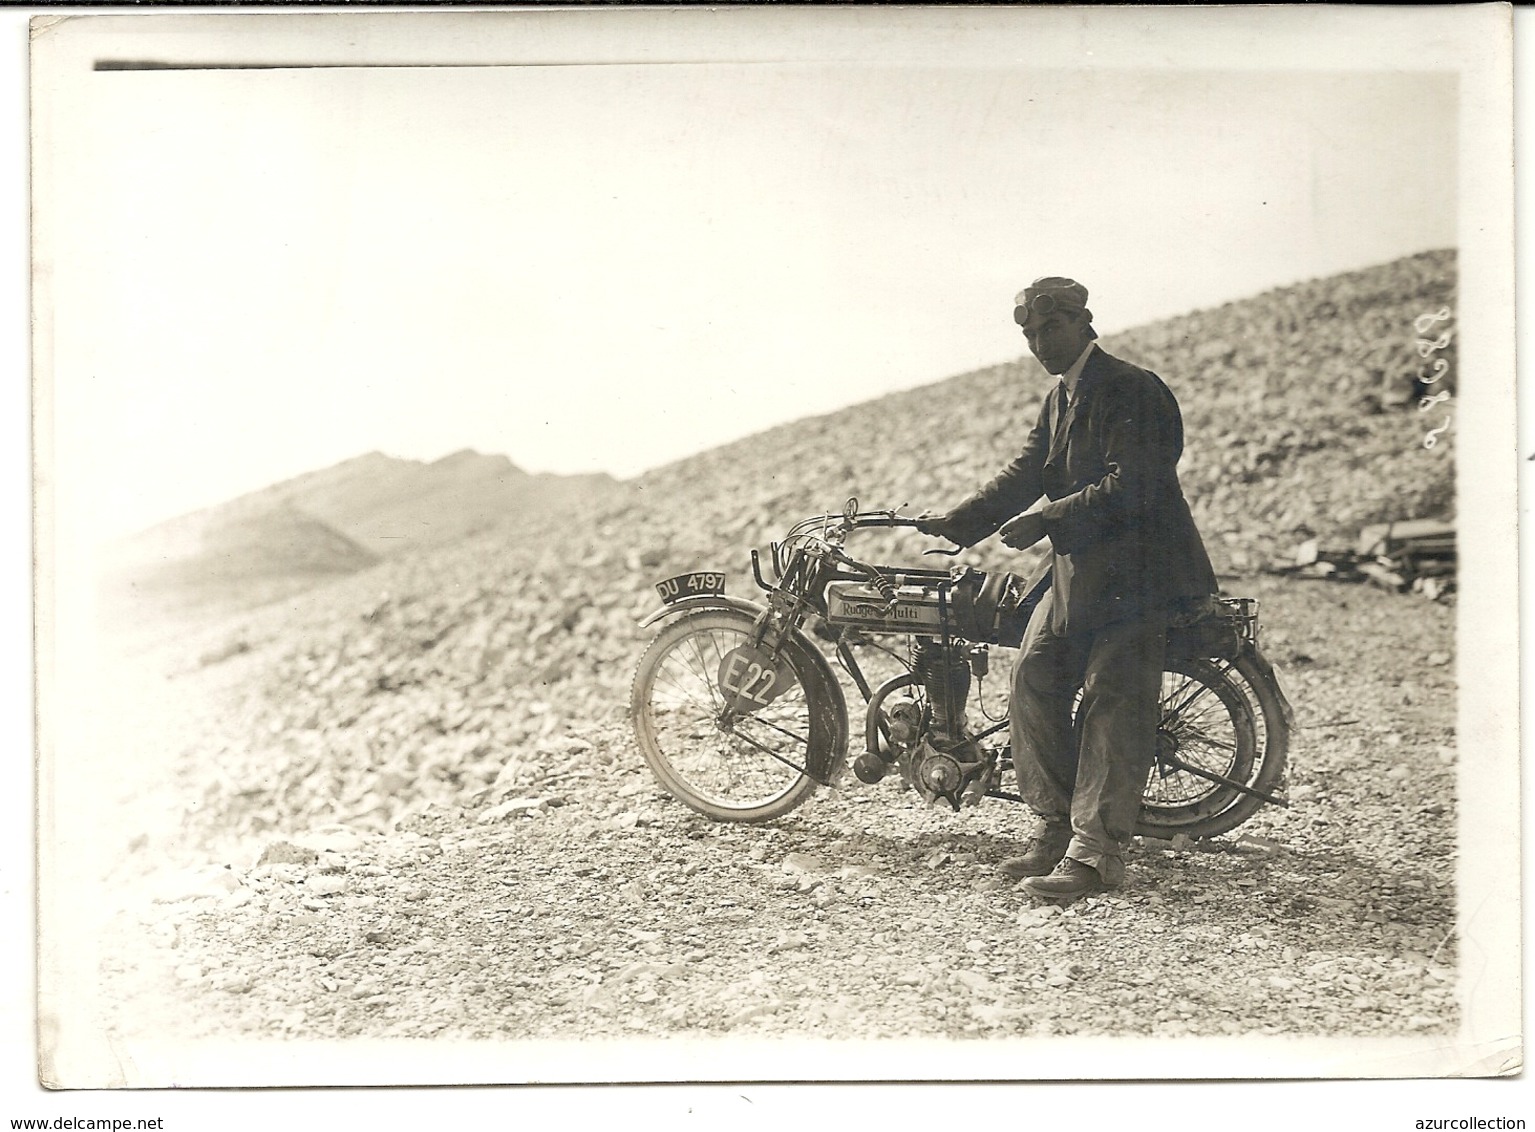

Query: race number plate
716;644;794;714
655;571;725;604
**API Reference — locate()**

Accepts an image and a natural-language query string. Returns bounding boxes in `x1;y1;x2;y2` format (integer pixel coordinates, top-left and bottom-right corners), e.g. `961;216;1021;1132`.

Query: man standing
917;277;1217;902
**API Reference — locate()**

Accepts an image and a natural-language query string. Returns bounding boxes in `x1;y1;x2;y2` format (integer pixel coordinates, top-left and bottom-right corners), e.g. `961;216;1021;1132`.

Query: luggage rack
1217;596;1261;646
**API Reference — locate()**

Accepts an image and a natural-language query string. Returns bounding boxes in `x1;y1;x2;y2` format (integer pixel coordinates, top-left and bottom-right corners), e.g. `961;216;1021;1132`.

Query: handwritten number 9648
1414;307;1453;451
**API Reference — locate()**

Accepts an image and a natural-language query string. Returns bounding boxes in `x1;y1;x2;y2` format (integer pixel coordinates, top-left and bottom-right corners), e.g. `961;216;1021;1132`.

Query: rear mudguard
1243;644;1296;732
637;596;850;785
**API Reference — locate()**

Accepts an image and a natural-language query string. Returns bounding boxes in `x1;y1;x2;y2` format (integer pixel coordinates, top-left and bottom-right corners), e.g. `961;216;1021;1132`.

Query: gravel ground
84;573;1459;1074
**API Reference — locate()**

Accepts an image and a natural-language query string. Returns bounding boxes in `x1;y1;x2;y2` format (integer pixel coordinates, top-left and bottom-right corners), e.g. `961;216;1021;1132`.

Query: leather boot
1019;857;1106;903
998;823;1071;879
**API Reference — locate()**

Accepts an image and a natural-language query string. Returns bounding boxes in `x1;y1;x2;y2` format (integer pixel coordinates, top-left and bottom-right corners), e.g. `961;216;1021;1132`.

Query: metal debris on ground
1266;518;1454;601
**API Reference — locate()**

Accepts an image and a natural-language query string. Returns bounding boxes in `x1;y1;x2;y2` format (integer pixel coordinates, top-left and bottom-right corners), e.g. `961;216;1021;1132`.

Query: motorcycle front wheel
630;608;827;822
1135;654;1289;840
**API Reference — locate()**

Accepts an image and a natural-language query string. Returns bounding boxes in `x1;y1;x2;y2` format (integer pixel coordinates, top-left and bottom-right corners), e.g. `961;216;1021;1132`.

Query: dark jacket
946;345;1217;634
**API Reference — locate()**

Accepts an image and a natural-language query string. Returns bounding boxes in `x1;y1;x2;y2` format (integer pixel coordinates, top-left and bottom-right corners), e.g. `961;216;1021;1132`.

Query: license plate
655;571;725;603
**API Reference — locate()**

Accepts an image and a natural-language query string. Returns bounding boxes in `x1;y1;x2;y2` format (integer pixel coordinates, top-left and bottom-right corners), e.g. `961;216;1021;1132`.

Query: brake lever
923;545;964;557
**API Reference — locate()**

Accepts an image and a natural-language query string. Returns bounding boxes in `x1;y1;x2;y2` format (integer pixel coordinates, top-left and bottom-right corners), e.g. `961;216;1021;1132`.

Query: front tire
631;608;832;822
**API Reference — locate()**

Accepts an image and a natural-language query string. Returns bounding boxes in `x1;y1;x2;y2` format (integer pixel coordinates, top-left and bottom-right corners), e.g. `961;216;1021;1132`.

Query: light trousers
1010;590;1167;884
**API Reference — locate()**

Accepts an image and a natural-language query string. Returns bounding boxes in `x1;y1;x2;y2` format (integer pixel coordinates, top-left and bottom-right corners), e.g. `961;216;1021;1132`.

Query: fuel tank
823;580;946;635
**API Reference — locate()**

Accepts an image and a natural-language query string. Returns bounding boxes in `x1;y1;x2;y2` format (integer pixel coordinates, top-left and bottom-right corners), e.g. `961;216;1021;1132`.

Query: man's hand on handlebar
914;509;967;546
916;508;1046;552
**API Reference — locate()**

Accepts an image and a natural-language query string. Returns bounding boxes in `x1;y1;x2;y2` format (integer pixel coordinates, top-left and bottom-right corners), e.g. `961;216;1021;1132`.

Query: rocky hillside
632;248;1456;581
100;501;382;623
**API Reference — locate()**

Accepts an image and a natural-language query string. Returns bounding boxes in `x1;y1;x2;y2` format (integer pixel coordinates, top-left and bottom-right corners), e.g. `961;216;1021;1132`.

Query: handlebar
769;503;965;584
844;511;920;531
841;509;963;555
828;508;967;562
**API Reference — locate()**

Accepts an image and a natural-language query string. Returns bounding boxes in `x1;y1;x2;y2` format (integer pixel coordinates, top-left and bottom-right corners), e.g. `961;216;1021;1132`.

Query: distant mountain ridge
263;448;577;556
101;448;618;623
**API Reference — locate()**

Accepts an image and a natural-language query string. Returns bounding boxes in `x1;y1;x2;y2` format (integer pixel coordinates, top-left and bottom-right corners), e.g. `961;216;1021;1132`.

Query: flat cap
1014;277;1090;322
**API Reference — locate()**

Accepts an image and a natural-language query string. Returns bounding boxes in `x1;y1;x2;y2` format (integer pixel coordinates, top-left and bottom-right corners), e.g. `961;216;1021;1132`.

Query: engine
853;639;996;812
901;729;995;812
833;567;1042;810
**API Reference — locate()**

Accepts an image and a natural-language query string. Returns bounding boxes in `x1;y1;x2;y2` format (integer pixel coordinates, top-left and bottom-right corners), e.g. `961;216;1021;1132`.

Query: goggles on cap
1013;292;1066;326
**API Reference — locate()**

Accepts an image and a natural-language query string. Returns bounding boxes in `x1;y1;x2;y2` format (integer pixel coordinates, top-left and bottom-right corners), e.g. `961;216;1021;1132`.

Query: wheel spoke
1162;679;1221;726
727;725;812;776
684;633;729;713
1175;725;1238;757
1159;672;1198;713
1139;658;1260;830
737;713;811;749
652;664;713;704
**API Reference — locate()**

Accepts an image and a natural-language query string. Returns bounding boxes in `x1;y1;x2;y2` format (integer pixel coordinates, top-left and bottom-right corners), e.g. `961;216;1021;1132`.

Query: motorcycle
630;500;1292;841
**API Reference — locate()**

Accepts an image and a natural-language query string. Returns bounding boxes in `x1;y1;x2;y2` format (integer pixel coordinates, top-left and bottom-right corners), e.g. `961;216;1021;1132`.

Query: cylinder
913;638;971;740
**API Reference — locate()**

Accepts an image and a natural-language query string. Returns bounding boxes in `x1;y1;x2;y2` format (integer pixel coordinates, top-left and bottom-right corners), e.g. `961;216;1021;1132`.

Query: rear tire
1135;654;1289;840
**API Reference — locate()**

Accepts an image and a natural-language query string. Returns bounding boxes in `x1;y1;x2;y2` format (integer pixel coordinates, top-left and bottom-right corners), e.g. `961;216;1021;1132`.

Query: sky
37;12;1460;541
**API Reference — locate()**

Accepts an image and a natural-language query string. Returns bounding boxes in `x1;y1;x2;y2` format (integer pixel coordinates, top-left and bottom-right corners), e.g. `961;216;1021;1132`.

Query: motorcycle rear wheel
1135;654;1289;840
631;609;824;822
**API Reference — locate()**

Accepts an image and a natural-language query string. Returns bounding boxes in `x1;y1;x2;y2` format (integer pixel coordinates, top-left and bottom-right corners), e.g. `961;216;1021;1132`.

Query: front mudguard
636;596;850;785
638;593;766;629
